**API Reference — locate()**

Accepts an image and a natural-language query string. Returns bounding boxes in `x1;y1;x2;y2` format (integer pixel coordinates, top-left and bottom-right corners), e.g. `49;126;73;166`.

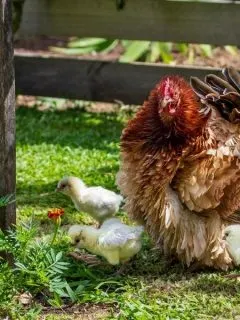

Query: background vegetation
0;102;240;319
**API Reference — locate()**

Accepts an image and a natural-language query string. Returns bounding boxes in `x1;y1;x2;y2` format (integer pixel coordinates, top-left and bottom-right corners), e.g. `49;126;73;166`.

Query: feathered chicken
117;67;240;270
68;218;143;266
224;224;240;265
56;176;123;223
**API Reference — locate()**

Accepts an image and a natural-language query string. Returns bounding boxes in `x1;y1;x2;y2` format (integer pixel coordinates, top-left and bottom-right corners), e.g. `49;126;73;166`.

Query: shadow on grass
16;107;125;152
17;181;64;207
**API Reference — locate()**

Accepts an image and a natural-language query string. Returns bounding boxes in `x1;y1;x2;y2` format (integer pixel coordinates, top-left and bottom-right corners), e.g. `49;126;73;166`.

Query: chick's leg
115;262;129;275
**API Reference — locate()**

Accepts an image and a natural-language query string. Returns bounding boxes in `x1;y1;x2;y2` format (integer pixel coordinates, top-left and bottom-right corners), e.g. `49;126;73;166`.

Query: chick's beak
55;186;61;192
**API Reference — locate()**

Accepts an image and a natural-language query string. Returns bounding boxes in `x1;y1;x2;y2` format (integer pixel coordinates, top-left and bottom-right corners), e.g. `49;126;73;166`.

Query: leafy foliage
0;194;15;208
50;38;118;55
13;105;240;319
49;37;238;65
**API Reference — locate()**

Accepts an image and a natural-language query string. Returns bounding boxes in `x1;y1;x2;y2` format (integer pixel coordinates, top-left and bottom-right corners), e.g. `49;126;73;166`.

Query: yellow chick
224;224;240;265
56;176;123;223
68;218;144;266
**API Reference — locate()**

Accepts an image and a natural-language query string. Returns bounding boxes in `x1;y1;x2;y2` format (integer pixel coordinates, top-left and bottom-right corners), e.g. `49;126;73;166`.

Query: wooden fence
0;0;16;231
16;0;240;105
0;0;240;231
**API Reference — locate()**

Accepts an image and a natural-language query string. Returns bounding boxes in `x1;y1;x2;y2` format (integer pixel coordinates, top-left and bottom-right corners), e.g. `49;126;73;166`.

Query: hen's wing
174;68;240;221
173;153;240;213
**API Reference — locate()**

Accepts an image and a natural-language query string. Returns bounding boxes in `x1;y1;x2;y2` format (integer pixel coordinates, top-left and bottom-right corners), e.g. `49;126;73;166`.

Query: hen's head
153;76;211;136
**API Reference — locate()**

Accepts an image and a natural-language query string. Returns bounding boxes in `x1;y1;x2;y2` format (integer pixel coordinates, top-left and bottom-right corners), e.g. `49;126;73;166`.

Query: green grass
1;104;240;319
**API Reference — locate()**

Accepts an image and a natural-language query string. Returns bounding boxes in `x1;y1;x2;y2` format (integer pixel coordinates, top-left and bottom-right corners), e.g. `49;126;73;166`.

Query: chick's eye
75;238;80;243
225;232;229;237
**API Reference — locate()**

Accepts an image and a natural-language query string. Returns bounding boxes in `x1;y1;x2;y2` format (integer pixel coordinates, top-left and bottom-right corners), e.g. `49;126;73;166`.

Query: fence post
0;0;16;231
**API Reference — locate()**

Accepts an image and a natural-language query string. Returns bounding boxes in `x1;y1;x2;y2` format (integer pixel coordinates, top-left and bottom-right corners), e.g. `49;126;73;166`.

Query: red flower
47;208;64;220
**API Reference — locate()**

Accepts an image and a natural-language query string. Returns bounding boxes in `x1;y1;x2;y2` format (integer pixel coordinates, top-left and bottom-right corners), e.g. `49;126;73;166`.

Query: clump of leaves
0;194;15;207
0;220;96;308
50;37;118;55
50;37;238;65
0;217;125;312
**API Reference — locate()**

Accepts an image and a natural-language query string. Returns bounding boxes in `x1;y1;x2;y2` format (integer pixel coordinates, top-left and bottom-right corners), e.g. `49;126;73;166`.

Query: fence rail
20;0;240;45
15;53;222;104
16;0;240;103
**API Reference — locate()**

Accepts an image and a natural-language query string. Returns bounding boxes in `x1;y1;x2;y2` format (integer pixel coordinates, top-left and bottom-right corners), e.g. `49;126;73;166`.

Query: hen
117;67;240;270
224;225;240;266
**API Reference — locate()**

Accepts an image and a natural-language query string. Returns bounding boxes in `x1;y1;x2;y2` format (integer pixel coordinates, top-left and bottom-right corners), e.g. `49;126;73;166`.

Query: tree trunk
0;0;16;231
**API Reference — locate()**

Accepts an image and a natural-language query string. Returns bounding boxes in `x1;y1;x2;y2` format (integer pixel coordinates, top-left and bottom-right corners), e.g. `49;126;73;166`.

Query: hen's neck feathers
122;78;209;152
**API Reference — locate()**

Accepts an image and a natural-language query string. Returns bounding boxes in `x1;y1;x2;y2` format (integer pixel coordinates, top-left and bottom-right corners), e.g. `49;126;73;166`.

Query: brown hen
117;68;240;270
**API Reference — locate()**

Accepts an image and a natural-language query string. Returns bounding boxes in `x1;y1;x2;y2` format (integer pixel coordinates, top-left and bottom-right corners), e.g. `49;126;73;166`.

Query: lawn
1;102;240;320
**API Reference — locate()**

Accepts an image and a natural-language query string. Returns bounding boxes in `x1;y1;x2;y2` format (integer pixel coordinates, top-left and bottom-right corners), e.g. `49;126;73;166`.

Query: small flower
47;208;64;246
47;208;64;220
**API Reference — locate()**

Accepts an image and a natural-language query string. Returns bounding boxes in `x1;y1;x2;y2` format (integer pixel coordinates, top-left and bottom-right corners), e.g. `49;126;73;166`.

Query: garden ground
1;99;240;320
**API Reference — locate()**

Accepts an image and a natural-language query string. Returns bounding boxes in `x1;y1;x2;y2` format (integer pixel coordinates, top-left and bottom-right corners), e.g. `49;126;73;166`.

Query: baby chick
56;176;123;223
68;218;144;267
224;224;240;265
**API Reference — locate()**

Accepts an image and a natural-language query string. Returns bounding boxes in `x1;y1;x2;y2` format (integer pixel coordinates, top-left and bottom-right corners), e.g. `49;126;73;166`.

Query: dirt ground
39;303;117;320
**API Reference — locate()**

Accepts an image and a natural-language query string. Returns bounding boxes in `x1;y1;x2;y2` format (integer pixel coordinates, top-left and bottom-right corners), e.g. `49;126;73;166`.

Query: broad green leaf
120;41;150;62
65;283;77;302
55;251;62;262
148;42;161;63
46;253;52;265
188;47;195;64
95;40;118;53
121;40;131;48
200;44;213;58
176;43;188;55
49;46;96;55
95;280;122;289
159;42;174;64
225;45;238;55
68;37;107;48
50;248;55;262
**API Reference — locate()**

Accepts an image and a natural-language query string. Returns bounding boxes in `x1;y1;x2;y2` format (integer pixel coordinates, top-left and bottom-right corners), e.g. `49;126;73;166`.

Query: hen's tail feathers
190;67;240;123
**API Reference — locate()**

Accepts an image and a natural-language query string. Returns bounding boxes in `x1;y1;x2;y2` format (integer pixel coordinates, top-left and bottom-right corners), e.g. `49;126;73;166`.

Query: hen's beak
222;234;226;241
161;97;174;108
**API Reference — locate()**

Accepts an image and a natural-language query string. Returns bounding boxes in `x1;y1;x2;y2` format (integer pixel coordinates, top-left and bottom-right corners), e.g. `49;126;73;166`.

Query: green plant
49;37;239;66
14;104;240;319
0;194;15;207
0;218;99;309
50;38;118;55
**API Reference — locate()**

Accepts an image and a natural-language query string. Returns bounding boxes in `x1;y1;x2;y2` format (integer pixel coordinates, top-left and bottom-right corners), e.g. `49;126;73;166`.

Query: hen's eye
75;238;80;243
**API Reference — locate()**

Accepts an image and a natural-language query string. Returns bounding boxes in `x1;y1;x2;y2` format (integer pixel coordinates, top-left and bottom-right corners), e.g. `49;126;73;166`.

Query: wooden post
0;0;16;231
